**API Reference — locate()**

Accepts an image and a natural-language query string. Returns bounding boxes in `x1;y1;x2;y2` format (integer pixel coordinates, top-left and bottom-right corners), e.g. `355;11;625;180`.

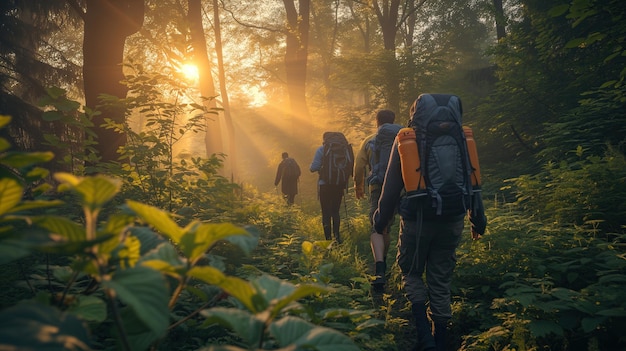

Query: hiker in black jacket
274;152;301;205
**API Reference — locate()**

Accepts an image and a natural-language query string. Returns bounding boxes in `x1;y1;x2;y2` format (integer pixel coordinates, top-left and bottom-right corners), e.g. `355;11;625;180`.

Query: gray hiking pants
396;215;464;324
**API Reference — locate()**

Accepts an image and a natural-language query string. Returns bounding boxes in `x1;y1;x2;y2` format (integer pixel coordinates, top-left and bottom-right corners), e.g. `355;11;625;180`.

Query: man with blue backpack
373;94;487;351
354;109;402;292
310;131;354;243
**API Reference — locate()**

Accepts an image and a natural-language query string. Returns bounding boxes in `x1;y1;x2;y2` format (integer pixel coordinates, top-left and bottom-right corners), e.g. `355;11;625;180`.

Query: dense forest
0;0;625;350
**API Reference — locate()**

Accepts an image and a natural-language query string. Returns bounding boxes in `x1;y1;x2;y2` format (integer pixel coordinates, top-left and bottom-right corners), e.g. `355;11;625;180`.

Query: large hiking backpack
367;123;402;186
282;158;301;180
320;132;354;187
409;94;473;216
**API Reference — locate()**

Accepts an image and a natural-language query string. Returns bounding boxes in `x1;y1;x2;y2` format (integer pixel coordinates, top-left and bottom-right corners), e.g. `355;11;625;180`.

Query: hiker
274;152;301;205
353;109;401;291
373;94;487;351
310;132;354;243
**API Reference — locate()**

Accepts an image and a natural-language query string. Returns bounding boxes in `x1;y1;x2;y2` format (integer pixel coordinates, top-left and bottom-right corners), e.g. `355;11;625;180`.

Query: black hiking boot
372;261;386;292
412;302;436;351
434;322;448;351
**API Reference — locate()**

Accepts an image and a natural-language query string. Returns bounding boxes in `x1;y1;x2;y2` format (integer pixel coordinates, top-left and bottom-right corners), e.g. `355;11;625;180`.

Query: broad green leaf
68;295;107;323
302;241;314;256
270;316;360;351
355;318;386;331
565;37;586;49
180;222;249;262
0;115;10;128
140;242;186;268
548;4;569;17
581;316;606;332
127;200;184;243
0;151;54;169
200;307;264;346
0;238;32;264
180;222;249;263
597;308;626;317
188;266;260;312
225;225;259;255
55;173;121;210
129;226;165;255
528;320;563;338
42;110;63;121
0;302;91;351
0;138;9;152
0;178;22;216
269;284;330;320
9;199;63;213
103;267;169;337
252;275;329;318
117;235;141;269
33;215;86;242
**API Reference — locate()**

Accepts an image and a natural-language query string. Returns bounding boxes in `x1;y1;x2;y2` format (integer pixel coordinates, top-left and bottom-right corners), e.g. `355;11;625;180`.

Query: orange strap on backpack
463;126;482;187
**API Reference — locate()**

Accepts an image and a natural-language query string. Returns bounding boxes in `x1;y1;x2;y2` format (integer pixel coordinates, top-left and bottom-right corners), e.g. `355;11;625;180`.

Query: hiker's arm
274;162;283;186
373;141;403;233
468;190;487;239
309;147;323;172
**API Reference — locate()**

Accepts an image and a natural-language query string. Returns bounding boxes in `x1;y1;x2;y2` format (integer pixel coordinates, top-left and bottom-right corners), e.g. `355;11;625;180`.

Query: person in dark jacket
274;152;301;205
373;109;487;351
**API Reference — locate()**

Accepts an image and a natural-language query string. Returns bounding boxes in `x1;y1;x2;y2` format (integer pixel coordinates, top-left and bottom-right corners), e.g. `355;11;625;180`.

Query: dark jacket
275;157;301;195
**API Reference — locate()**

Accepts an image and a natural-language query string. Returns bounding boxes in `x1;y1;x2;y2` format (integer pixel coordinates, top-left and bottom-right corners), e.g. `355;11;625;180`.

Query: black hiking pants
319;184;344;242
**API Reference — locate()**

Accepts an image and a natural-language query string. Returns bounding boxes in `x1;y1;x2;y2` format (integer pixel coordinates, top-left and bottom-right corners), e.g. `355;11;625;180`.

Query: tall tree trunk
372;0;401;113
283;0;311;122
188;0;222;169
83;0;144;164
212;0;237;180
493;0;506;40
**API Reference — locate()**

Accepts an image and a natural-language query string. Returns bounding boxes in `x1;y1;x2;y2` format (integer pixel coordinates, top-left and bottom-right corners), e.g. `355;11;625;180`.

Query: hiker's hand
471;229;481;240
355;187;364;199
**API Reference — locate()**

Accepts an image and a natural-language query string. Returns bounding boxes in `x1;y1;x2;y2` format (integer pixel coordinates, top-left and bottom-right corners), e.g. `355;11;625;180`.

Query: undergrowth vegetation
1;67;625;350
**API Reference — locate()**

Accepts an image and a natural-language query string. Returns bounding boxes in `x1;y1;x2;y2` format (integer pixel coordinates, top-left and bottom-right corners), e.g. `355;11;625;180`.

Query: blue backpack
320;132;354;187
367;123;402;186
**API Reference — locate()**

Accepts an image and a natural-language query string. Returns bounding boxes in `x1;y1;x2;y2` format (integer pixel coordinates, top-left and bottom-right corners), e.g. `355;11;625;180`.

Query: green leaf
252;275;330;319
0;238;33;264
68;295;107;323
103;267;169;337
181;222;249;263
33;215;86;242
0;178;23;216
0;137;9;152
597;308;626;317
0;151;54;169
55;173;121;210
9;199;63;214
548;4;569;17
270;316;360;350
127;200;184;243
565;37;586;48
200;307;264;346
42;110;63;121
581;316;606;332
187;266;259;313
528;320;563;338
0;115;11;129
0;302;91;350
140;243;187;278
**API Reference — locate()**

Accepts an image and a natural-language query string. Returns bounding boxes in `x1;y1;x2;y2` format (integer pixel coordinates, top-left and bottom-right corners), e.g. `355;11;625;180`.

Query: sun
180;63;199;81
